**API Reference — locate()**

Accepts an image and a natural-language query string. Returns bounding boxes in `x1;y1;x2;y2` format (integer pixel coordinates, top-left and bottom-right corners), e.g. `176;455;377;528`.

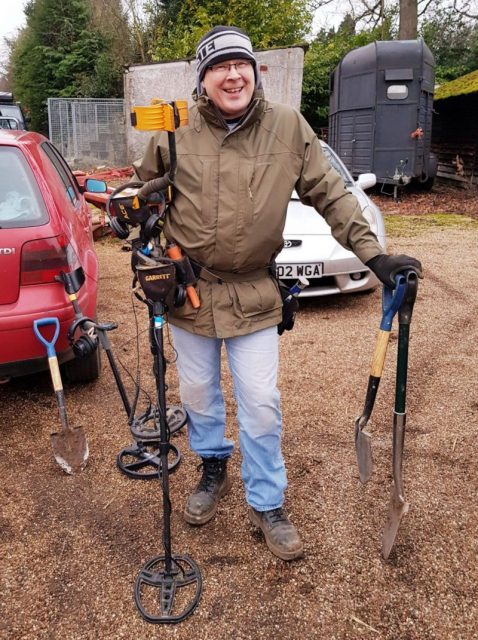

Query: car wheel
63;345;101;383
417;176;435;191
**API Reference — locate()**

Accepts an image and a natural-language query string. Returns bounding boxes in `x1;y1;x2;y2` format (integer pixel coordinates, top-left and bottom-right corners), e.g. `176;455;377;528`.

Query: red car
0;129;101;382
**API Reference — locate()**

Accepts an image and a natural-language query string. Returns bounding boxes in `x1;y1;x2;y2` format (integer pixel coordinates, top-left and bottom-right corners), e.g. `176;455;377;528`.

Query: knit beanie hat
195;26;261;95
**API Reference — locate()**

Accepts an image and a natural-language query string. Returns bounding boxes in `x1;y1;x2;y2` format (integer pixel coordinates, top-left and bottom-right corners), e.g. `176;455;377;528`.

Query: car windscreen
321;145;354;186
0;117;21;130
0;105;24;127
0;147;49;228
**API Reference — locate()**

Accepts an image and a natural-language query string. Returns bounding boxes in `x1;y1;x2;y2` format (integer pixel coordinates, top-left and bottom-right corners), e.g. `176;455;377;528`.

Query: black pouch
136;262;177;302
172;254;197;288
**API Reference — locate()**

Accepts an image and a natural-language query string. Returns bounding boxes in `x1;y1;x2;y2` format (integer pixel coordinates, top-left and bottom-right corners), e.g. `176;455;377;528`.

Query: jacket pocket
249;162;272;224
200;159;217;225
237;162;254;228
233;278;282;318
166;287;200;320
237;161;272;228
249;162;271;198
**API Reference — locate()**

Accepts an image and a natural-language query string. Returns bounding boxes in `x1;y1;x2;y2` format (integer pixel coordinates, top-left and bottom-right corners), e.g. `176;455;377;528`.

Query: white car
276;141;386;297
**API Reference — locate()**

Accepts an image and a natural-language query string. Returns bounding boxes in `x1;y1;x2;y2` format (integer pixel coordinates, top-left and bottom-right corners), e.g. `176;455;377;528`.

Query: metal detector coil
135;554;202;623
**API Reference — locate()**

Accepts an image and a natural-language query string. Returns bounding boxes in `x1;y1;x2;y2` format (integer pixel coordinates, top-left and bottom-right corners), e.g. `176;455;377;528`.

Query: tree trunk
399;0;418;39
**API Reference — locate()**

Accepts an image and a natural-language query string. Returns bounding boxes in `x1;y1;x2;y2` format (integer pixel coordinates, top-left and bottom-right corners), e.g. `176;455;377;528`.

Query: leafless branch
352;0;385;26
309;0;340;9
453;0;478;18
417;0;435;17
313;0;477;29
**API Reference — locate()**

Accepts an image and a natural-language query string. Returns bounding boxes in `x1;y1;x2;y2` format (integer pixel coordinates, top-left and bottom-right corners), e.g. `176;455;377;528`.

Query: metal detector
61;258;202;620
107;99;202;622
53;98;204;623
131;292;202;623
56;266;186;480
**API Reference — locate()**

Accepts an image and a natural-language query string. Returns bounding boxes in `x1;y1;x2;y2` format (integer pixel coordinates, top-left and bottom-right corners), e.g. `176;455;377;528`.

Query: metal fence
48;98;127;169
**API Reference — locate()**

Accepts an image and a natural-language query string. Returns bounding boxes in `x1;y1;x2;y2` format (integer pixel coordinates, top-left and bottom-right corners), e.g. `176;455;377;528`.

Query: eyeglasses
207;61;252;75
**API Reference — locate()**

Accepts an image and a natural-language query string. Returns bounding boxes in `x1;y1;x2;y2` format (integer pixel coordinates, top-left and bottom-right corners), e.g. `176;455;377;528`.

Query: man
133;26;422;561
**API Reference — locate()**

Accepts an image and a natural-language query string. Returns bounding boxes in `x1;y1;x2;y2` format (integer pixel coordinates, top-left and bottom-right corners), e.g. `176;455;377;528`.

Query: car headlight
361;205;378;235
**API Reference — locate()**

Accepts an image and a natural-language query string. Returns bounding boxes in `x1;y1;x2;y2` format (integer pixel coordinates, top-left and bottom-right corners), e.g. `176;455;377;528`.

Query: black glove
277;282;300;335
366;254;423;289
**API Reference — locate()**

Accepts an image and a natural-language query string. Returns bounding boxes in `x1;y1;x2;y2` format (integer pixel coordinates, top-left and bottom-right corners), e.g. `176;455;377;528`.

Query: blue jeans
170;324;287;511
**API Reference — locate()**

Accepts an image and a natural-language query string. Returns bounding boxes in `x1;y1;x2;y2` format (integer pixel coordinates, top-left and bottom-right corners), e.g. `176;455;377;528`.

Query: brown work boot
248;507;304;561
184;457;231;525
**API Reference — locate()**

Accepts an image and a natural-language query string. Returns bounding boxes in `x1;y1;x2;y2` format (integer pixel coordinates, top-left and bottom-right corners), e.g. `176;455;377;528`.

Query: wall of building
124;47;305;162
432;94;478;185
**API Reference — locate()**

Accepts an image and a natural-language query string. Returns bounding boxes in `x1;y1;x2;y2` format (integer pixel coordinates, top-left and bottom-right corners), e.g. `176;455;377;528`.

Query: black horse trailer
328;40;436;195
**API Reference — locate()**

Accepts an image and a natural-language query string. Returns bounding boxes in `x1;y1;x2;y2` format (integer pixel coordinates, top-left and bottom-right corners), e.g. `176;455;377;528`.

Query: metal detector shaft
133;300;202;623
95;328;133;417
60;268;134;418
151;302;173;567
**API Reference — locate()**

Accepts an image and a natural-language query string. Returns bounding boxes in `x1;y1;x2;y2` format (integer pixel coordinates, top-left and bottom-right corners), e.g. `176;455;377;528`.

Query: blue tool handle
380;274;407;331
33;317;60;357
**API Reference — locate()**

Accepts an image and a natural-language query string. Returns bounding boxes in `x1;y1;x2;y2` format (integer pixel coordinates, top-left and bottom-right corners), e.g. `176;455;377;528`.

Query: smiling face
202;59;255;119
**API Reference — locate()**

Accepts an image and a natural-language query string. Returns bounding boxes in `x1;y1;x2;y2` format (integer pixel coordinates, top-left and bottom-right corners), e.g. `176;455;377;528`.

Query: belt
191;260;269;284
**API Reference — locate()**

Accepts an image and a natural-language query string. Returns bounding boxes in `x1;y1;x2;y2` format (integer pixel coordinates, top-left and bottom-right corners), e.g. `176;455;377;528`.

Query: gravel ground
1;203;478;639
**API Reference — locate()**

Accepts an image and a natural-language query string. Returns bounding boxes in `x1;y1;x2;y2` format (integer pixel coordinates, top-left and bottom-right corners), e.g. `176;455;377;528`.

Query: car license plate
276;263;324;279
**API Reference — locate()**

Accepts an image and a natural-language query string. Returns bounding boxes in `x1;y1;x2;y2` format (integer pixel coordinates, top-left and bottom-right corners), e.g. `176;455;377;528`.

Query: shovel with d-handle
382;270;418;559
355;279;407;484
33;317;89;475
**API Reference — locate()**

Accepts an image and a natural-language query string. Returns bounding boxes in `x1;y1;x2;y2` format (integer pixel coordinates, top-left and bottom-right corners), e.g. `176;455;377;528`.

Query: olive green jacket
133;93;383;338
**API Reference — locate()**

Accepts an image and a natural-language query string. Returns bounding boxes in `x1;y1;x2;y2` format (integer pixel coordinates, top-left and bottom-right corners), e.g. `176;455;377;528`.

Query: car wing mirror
84;178;107;193
356;173;376;191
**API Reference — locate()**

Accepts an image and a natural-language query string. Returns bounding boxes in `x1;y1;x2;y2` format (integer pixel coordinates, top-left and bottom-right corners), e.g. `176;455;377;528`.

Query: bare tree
122;0;149;63
452;0;478;18
89;0;133;65
312;0;477;33
0;35;20;92
399;0;417;38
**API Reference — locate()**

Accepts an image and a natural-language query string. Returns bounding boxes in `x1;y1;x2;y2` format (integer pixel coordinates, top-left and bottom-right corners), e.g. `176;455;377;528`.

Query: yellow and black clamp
129;99;189;205
130;99;188;132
